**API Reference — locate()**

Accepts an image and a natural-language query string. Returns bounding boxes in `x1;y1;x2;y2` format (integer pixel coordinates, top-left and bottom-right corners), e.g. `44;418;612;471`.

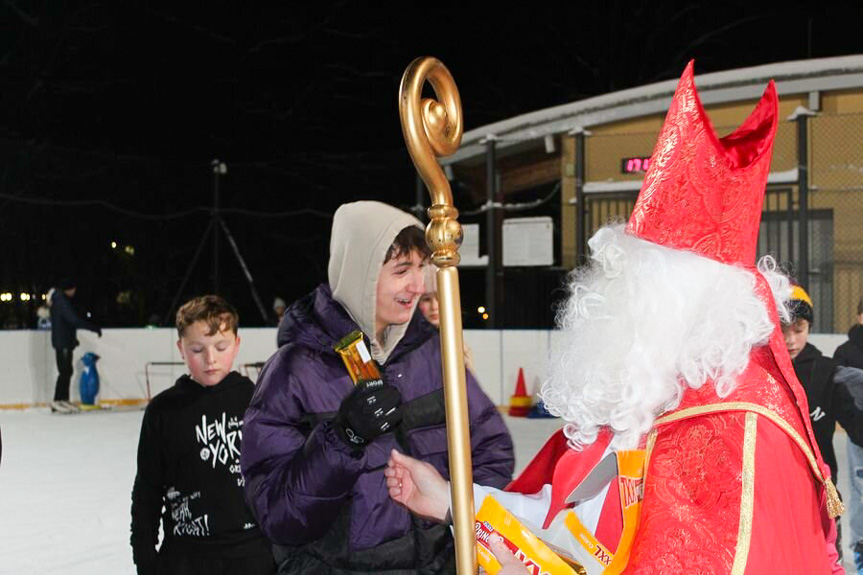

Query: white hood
328;201;423;363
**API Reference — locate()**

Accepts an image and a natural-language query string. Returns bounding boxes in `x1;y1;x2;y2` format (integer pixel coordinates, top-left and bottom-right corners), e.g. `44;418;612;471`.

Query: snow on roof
445;55;863;165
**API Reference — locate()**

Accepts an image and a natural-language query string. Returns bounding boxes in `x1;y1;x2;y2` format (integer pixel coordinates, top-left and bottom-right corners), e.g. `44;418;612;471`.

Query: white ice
0;409;854;574
0;409;563;574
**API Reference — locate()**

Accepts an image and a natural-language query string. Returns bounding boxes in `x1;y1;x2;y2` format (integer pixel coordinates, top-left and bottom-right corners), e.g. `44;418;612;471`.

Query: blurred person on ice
831;296;863;572
49;279;101;414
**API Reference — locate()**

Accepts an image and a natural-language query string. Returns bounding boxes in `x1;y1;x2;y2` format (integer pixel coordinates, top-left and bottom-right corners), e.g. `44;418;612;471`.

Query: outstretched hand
385;449;449;522
385;450;530;574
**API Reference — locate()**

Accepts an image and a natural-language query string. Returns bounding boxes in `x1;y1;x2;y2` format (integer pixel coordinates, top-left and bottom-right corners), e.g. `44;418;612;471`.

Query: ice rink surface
0;408;855;574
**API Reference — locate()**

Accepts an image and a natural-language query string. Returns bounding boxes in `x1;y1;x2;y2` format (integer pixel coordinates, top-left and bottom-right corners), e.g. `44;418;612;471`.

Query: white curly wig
541;225;791;450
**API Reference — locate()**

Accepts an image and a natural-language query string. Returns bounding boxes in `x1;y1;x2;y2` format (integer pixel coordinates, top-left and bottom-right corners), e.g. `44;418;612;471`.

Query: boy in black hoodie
130;295;274;575
783;286;863;564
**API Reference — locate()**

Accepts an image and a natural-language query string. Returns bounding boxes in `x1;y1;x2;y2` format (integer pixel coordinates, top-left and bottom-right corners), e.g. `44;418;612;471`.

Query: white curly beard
541;225;791;451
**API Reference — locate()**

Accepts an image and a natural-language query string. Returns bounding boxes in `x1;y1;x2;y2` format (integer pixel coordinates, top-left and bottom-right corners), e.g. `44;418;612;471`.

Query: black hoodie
130;371;270;571
835;324;863;370
792;342;863;481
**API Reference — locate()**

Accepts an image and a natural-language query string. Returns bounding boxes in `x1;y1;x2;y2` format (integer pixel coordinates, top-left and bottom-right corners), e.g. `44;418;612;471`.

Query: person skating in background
417;264;475;373
783;285;863;566
834;296;863;573
49;279;101;414
130;296;274;575
241;201;513;574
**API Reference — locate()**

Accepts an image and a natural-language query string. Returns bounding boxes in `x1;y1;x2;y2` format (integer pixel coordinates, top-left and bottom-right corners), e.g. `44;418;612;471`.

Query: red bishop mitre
626;60;778;267
624;62;834;491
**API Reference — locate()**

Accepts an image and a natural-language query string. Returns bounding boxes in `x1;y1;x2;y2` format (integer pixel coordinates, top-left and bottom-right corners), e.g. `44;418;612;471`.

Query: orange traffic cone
508;367;532;417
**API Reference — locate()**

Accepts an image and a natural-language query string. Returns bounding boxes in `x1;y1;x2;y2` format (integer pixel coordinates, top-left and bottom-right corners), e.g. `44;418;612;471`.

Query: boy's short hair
176;295;239;338
857;296;863;316
384;225;431;264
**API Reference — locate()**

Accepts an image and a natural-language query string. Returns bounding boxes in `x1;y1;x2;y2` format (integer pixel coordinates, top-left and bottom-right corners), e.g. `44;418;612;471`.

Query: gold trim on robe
730;412;757;575
653;400;838;514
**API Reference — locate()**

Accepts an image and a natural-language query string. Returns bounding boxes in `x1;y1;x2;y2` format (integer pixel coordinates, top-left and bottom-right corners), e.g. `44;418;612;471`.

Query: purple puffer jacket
241;285;514;573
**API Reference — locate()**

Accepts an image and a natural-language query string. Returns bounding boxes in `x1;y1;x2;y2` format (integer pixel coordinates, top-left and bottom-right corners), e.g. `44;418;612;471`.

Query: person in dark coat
834;296;863;573
835;298;863;370
241;201;514;574
783;285;863;564
49;279;101;414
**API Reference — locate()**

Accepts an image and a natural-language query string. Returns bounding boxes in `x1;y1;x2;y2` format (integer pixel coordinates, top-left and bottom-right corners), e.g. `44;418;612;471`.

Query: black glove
333;379;402;449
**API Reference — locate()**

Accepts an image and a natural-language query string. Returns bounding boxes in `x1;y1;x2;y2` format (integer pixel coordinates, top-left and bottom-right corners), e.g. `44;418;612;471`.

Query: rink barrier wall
0;328;848;409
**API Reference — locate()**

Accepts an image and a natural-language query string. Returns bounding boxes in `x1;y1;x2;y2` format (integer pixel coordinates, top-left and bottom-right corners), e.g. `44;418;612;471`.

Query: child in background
130;295;274;575
418;265;475;373
834;297;863;573
783;285;863;567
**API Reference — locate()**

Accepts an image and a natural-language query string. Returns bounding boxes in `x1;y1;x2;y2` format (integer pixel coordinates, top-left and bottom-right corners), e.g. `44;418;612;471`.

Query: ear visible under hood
328;201;423;364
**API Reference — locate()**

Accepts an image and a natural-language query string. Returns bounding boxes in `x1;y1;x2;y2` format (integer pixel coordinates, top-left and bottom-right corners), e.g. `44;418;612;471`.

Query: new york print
195;412;243;470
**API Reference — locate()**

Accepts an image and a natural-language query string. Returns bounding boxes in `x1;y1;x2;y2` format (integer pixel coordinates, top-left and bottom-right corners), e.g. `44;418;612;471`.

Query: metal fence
810;112;863;333
576;112;863;333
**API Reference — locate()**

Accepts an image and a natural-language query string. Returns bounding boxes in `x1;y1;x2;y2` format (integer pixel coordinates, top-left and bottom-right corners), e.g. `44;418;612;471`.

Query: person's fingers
390;449;411;466
391;449;423;473
489;536;523;568
392;451;434;483
385;465;405;482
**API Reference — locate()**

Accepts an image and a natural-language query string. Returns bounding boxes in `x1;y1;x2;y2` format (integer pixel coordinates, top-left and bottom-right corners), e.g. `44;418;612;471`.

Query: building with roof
444;56;863;332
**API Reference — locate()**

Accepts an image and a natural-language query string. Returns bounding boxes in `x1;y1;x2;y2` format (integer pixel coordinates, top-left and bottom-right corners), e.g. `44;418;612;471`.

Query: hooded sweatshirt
130;372;270;570
328;200;423;364
791;342;863;481
835;324;863;370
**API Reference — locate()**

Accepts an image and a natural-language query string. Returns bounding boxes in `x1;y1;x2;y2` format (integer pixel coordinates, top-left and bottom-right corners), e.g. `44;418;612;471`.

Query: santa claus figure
385;62;842;574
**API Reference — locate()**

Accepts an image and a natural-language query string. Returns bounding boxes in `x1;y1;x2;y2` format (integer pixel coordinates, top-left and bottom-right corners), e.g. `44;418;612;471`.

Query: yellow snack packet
334;330;381;384
475;449;645;575
475;496;579;575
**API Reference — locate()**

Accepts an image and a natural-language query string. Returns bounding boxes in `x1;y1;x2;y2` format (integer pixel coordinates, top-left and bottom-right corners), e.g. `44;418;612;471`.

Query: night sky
2;2;862;328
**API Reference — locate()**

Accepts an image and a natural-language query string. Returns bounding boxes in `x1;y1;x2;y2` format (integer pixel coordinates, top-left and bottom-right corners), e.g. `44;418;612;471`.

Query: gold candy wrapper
334;330;381;384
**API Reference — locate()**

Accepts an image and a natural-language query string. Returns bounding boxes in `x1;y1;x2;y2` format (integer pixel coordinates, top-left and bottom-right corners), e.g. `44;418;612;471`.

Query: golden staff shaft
399;57;476;574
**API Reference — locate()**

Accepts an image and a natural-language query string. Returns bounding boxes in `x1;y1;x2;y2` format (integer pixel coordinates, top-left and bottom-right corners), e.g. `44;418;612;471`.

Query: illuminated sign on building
621;156;651;174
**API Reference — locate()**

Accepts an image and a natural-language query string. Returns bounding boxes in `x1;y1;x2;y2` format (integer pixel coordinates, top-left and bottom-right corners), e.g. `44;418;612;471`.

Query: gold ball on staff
426;206;463;267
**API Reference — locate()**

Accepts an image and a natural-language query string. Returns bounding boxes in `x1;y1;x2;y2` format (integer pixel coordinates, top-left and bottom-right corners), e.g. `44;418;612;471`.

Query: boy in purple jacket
241;201;514;574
